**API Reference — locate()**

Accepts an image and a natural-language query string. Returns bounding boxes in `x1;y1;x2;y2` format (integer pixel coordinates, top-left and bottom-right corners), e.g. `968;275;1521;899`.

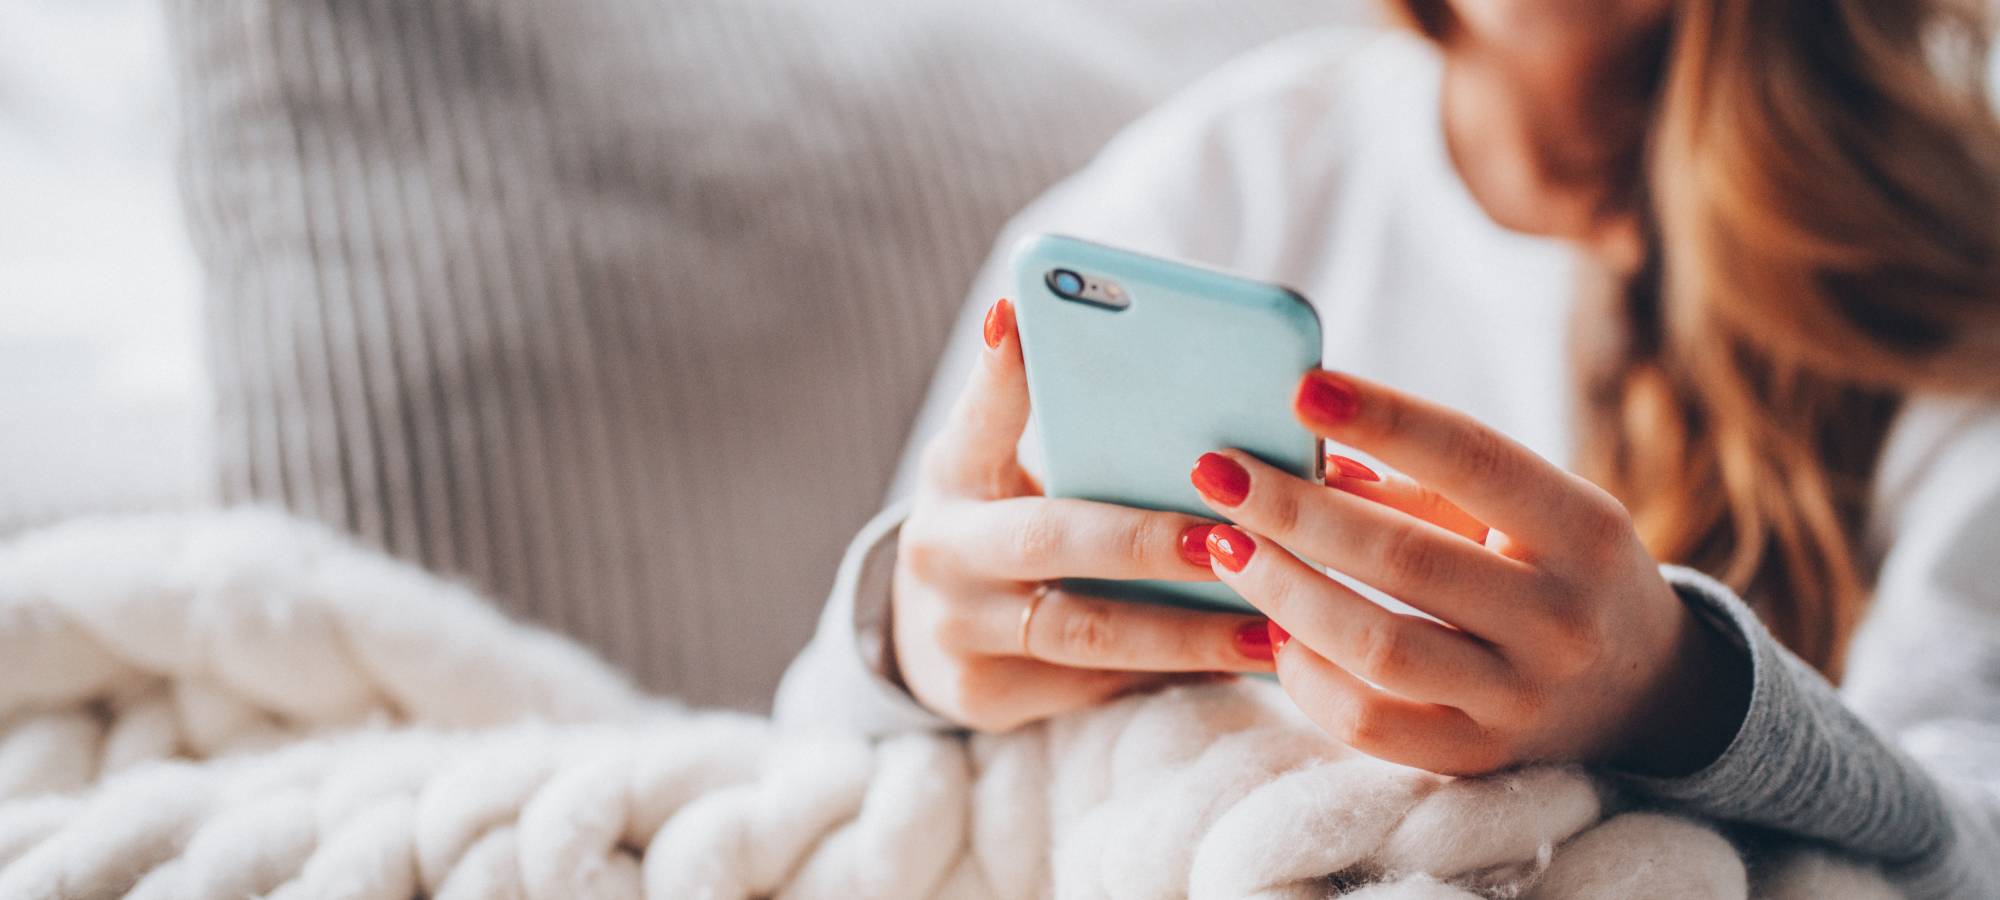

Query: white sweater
778;29;2000;897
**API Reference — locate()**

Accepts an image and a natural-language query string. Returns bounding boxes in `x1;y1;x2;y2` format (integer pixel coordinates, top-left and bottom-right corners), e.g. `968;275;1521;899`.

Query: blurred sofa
165;0;1361;709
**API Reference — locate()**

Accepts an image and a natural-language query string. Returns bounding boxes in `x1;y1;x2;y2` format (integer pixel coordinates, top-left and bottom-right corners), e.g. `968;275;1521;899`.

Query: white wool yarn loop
0;795;77;869
0;512;1897;898
0;761;216;900
97;684;181;775
643;736;877;898
1525;812;1748;900
1189;756;1441;898
777;734;970;900
125;787;316;900
434;825;527;900
1377;764;1601;883
517;753;645;900
1756;850;1904;900
271;795;421;900
414;740;558;892
0;711;100;801
1343;876;1485;899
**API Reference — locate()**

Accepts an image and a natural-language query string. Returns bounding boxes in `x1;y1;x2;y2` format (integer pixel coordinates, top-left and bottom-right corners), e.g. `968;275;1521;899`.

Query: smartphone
1011;233;1323;614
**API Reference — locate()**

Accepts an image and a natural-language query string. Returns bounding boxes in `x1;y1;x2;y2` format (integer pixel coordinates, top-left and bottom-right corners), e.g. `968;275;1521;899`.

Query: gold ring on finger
1018;582;1052;659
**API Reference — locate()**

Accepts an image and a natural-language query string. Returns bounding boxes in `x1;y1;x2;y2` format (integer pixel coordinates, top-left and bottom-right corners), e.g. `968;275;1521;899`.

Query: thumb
922;298;1035;498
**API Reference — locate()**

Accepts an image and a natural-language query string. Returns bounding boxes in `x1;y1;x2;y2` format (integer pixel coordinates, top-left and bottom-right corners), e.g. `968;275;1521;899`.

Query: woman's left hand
1191;369;1749;776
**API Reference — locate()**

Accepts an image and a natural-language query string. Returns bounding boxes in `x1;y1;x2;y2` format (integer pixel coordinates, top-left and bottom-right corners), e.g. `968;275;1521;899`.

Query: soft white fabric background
0;0;208;535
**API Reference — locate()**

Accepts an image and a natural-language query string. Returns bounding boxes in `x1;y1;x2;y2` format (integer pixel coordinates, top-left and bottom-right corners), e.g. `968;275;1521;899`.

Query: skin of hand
1192;369;1750;776
888;299;1279;733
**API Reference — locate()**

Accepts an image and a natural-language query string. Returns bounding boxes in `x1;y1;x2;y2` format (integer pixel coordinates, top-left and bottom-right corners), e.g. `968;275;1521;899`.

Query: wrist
1606;587;1753;777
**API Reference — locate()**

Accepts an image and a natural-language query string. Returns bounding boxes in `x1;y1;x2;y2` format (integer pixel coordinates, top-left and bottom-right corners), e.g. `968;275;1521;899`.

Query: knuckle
1250;562;1308;621
1567;482;1637;559
1412;485;1454;519
1262;485;1305;536
1010;507;1069;568
1450;427;1514;486
1118;516;1173;571
1052;598;1117;659
899;532;951;581
1350;618;1413;685
928;602;983;651
1335;697;1394;750
1376;525;1442;588
1174;619;1231;670
1590;488;1633;530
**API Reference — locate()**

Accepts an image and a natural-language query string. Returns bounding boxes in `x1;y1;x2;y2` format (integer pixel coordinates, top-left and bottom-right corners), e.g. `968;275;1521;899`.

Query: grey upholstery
167;0;1353;708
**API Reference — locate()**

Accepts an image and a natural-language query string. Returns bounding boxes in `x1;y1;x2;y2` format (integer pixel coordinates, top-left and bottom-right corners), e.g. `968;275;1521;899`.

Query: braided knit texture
0;511;1898;899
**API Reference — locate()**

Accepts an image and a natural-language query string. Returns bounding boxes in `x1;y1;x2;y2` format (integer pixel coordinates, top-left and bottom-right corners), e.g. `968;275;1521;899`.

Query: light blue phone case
1011;234;1323;614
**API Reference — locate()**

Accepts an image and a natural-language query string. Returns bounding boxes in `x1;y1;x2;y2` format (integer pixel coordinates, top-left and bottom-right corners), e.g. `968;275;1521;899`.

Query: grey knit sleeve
1629;566;2000;900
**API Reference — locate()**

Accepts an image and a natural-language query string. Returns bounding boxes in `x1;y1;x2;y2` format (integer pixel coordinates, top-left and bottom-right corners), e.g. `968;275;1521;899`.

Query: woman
777;0;2000;893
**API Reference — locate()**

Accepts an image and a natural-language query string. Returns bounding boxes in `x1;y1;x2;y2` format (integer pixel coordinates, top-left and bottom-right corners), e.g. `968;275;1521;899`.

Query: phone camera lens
1049;269;1085;298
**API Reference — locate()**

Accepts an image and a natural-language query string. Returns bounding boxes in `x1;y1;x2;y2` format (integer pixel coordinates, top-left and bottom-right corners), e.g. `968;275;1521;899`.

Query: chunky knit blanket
0;512;1898;899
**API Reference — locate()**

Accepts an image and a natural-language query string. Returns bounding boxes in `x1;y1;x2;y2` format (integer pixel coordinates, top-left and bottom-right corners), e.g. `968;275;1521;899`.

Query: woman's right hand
890;298;1277;732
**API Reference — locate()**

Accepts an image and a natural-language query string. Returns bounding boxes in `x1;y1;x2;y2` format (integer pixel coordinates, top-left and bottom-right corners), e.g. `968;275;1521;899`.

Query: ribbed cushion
166;0;1344;708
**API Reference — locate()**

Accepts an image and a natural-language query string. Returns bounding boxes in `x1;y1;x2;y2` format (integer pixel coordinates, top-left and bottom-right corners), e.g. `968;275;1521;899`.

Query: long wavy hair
1394;0;2000;678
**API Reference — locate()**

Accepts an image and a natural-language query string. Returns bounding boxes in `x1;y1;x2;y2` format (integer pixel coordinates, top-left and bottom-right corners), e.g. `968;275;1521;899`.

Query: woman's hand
1191;370;1749;776
889;299;1278;732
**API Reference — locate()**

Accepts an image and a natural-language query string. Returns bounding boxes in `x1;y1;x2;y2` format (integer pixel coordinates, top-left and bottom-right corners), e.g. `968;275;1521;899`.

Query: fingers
929;497;1221;583
1325;454;1489;544
938;587;1274;673
1202;525;1512;707
1292;370;1616;554
922;299;1035;498
904;580;1266;733
1191;451;1535;638
935;655;1196;733
1270;636;1501;775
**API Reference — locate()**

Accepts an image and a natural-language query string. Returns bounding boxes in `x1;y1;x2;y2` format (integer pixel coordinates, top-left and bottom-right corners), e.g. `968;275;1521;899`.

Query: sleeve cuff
847;501;907;684
1618;565;1769;805
772;500;956;735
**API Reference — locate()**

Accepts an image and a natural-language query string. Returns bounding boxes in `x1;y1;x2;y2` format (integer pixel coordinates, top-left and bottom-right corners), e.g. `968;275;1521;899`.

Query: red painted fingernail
1234;620;1274;661
1324;454;1380;483
1267;620;1291;655
1190;453;1251;506
1296;371;1361;425
982;298;1014;349
1206;525;1256;572
1177;524;1215;567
